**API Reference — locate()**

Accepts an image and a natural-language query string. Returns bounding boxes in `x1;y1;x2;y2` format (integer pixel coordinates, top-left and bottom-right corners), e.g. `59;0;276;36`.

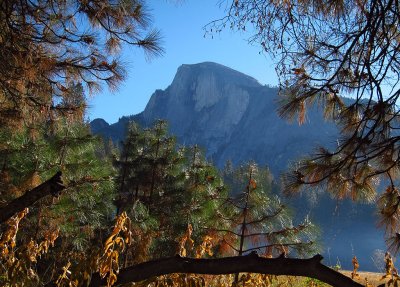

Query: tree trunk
235;167;253;283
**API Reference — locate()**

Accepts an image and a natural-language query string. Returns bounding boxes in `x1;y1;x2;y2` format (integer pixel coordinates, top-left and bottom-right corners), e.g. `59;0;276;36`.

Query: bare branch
0;172;65;224
86;253;363;287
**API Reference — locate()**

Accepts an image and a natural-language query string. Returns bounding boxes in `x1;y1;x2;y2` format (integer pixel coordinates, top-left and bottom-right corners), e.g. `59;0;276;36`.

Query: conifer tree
113;120;184;262
156;144;229;257
216;162;317;259
183;145;226;229
114;122;230;260
0;84;116;284
114;121;144;214
114;120;179;212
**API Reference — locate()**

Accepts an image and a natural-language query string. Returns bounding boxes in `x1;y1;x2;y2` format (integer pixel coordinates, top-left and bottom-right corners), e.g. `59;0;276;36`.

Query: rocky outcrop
141;62;258;156
138;62;338;174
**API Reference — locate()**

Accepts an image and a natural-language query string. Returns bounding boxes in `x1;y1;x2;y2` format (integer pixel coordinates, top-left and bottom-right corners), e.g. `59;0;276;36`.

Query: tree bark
88;253;364;287
0;171;65;224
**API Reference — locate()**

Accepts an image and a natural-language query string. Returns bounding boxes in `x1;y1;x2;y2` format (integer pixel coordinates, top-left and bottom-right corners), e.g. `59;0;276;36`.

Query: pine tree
114;121;145;214
182;145;229;240
216;162;317;259
0;84;116;284
154;145;229;257
114;122;230;260
114;120;178;211
113;120;184;262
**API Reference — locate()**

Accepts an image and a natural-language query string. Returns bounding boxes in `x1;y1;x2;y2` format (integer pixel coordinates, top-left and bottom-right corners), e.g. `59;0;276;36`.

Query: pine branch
0;172;65;224
242;223;310;238
85;253;363;287
241;241;314;253
245;205;285;225
202;227;242;237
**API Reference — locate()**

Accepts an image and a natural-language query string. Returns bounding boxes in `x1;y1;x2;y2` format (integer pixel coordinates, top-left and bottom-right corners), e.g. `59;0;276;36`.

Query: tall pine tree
216;162;317;259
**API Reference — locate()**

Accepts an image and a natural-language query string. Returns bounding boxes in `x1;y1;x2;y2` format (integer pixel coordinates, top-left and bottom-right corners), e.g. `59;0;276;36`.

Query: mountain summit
145;62;259;126
92;62;339;173
142;62;262;155
131;62;336;174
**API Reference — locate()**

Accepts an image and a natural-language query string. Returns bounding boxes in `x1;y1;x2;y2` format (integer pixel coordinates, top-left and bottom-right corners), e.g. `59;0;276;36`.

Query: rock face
139;62;338;174
91;62;386;271
142;62;257;157
90;118;109;131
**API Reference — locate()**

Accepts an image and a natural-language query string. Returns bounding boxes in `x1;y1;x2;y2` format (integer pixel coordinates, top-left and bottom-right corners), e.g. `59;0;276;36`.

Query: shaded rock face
141;62;338;174
91;62;386;271
90;118;109;133
142;62;255;157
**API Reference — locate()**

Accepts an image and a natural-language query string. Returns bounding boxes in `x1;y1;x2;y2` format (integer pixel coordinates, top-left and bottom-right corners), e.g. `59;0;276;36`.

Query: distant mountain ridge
91;62;386;270
92;62;339;174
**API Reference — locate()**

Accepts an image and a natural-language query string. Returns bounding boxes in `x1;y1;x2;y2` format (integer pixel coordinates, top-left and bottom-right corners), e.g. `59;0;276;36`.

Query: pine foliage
0;0;163;128
215;162;318;258
114;121;230;261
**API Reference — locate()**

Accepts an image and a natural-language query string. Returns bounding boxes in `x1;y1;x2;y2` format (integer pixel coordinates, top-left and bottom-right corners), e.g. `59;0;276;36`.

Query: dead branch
88;253;363;287
0;171;65;224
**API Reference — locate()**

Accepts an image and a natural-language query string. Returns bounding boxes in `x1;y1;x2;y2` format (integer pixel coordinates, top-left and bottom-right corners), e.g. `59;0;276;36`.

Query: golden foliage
25;229;59;264
178;224;195;257
0;208;60;286
351;256;360;279
0;208;29;257
132;273;280;287
98;211;132;287
144;274;206;287
55;262;78;287
381;252;400;287
195;235;213;259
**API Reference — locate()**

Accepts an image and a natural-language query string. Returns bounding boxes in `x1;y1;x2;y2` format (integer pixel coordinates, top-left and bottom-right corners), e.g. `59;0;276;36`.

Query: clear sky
87;0;278;123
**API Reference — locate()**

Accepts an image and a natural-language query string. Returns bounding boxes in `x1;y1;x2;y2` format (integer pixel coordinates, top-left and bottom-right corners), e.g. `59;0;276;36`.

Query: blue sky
87;1;278;123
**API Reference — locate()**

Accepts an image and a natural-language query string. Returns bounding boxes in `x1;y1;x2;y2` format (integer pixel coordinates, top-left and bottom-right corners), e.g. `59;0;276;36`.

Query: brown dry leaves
0;208;60;285
98;211;132;287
